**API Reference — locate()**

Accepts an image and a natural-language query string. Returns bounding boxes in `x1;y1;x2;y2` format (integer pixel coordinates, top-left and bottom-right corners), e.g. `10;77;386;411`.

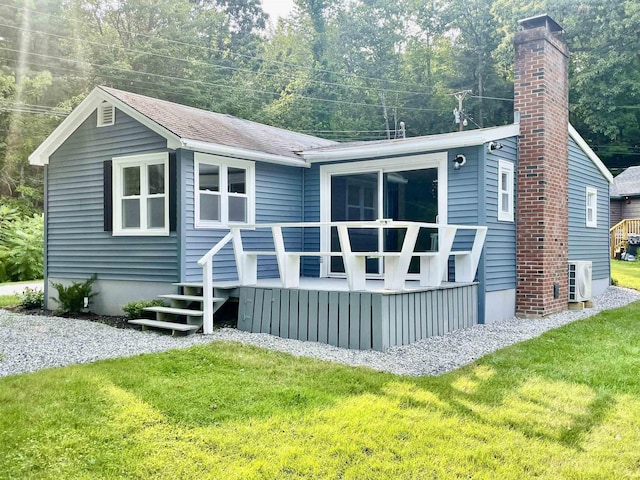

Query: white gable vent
97;102;115;127
568;261;592;302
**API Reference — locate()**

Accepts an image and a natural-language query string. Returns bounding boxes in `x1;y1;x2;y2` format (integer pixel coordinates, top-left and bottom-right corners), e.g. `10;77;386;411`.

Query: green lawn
2;303;640;479
611;259;640;290
0;294;18;307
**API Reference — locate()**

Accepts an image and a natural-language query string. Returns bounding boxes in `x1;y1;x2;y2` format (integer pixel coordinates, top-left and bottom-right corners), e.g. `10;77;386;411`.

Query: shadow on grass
1;302;639;478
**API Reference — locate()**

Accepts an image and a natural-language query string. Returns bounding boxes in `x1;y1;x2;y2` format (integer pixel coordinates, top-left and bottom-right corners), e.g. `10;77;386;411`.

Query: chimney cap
518;14;564;34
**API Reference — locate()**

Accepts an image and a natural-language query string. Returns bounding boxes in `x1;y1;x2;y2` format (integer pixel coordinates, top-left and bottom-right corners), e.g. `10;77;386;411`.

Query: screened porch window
113;153;169;236
195;153;255;228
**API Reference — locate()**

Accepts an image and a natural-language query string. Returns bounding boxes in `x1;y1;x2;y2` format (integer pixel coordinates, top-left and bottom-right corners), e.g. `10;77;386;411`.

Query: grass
611;259;640;290
1;303;640;479
0;294;19;307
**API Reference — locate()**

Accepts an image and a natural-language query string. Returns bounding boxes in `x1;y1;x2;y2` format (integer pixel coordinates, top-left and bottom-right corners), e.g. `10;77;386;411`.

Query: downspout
43;165;49;307
477;145;487;324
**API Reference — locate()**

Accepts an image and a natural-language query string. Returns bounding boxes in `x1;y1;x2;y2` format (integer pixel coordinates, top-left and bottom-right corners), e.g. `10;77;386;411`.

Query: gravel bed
1;286;639;378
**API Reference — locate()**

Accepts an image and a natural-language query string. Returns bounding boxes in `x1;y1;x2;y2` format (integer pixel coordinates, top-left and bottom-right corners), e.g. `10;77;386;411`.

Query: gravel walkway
1;286;639;378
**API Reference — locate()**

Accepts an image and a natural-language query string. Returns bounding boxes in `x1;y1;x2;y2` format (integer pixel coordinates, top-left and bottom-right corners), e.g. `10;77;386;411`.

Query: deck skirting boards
237;284;478;351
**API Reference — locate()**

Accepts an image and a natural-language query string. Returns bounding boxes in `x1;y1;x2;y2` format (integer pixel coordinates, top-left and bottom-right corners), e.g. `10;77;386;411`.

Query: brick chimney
514;15;569;317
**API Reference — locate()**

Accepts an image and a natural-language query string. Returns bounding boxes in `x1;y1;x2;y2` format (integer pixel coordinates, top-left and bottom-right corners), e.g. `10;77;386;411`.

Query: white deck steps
143;306;204;316
127;283;232;335
128;318;200;336
157;293;226;303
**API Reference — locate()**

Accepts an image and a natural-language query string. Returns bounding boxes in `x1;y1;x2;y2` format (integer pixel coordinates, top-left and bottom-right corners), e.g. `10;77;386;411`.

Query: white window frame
319;152;448;278
497;160;514;222
97;102;115;127
112;152;169;236
586;186;598;228
194;152;255;228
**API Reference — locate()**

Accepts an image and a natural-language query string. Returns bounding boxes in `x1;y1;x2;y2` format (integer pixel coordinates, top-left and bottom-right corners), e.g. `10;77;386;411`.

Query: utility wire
0;46;446;113
0;21;437;99
0;1;433;91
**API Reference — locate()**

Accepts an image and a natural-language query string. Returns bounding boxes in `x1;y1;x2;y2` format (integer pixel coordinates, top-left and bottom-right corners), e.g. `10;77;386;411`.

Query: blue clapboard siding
448;147;480;256
568;138;610;280
302;164;321;277
47;110;178;281
183;152;304;282
483;137;517;291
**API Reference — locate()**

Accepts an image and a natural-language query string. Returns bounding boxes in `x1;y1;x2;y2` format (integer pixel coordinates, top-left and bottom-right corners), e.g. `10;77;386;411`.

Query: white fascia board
301;124;521;163
568;124;614;184
29;87;181;166
180;138;309;168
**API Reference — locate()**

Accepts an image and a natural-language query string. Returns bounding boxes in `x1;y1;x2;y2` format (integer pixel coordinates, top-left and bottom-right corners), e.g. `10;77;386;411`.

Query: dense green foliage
0;0;638;199
1;301;640;478
122;299;167;319
50;274;98;314
0;205;43;282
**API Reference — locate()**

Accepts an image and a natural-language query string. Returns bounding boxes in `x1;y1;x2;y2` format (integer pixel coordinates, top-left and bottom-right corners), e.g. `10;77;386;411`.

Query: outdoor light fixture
453;154;466;170
488;141;504;152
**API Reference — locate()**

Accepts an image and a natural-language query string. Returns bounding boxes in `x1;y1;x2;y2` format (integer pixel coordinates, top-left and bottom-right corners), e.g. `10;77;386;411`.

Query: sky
261;0;296;22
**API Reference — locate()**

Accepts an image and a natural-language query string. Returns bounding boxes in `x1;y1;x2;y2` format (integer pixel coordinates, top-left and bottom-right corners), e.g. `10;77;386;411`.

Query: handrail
198;232;233;266
197;220;488;334
198;232;233;334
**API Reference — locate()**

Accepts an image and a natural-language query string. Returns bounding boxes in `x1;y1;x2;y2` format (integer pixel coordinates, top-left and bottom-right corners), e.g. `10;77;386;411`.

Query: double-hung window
586;187;597;228
498;159;514;222
195;153;255;227
113;153;169;236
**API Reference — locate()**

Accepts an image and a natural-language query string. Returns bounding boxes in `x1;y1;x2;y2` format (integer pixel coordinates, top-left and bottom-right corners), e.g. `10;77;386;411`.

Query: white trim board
302;124;520;163
568;124;614;184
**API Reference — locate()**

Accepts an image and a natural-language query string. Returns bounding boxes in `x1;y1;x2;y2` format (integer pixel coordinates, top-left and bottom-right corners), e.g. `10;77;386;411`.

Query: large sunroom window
112;153;169;236
195;153;255;228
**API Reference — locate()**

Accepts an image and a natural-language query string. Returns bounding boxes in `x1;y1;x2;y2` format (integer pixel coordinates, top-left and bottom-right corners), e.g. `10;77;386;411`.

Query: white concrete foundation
593;277;609;297
47;278;175;316
484;288;516;324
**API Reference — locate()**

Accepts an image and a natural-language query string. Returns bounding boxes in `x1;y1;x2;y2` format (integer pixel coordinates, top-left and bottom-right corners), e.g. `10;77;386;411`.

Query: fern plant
0;213;44;282
50;274;98;314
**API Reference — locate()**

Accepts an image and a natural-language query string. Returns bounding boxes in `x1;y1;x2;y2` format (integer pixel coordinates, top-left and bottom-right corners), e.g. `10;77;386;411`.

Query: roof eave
29;87;182;166
568;124;614;184
180;138;309;167
300;124;521;162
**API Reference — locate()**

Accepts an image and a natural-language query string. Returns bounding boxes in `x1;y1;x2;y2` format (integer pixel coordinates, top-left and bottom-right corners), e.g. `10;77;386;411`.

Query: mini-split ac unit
568;261;592;302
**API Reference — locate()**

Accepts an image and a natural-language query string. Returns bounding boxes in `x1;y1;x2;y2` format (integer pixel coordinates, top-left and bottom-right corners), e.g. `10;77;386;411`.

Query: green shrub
19;287;44;309
122;299;167;319
50;274;98;314
0;212;44;282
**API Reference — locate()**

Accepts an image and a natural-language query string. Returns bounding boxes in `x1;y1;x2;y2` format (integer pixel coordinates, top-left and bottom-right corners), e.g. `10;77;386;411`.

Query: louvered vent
97;102;115;127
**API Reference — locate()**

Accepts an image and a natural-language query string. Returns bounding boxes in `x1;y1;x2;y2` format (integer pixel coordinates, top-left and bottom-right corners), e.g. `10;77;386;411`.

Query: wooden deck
235;278;478;351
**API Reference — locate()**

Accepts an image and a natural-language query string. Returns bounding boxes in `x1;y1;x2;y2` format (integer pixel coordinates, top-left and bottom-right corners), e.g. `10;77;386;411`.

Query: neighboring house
30;15;613;350
610;166;640;226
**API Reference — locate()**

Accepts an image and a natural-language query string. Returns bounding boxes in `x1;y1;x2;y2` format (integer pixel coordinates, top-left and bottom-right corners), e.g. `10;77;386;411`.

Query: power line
0;46;447;114
0;21;437;99
0;1;432;92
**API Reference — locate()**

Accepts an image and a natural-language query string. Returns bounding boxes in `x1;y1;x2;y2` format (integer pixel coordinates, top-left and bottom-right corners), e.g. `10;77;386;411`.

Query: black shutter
169;152;177;232
103;160;113;231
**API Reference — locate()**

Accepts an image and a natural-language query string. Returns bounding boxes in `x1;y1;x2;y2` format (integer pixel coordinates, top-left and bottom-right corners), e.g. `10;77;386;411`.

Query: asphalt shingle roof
610;166;640;198
99;86;337;159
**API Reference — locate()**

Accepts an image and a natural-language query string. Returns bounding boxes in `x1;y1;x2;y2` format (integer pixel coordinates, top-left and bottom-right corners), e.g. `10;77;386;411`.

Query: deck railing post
337;225;366;291
385;225;420;290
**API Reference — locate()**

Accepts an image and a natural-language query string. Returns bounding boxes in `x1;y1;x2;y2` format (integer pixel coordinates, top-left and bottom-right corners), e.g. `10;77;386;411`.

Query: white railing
197;220;487;335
